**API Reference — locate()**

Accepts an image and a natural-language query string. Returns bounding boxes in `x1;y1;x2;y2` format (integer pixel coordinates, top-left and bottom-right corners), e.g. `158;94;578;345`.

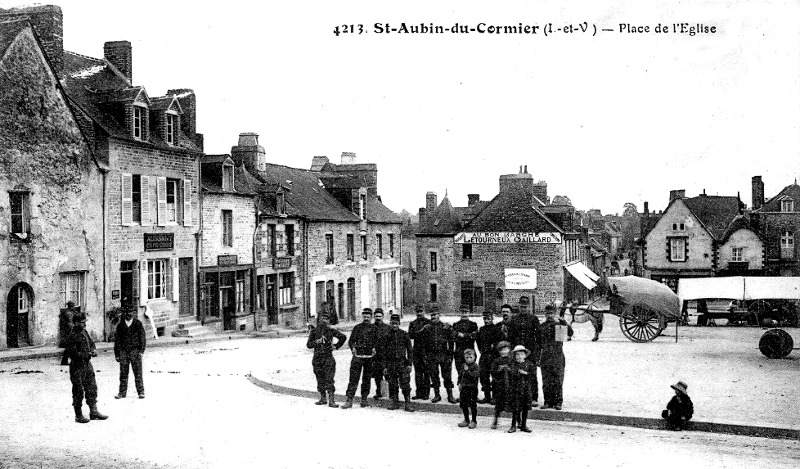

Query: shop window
147;260;166;300
236;271;246;313
60;272;85;308
279;272;295;305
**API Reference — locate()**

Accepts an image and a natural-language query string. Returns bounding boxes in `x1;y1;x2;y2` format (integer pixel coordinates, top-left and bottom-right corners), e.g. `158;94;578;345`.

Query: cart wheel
620;308;663;342
759;329;794;359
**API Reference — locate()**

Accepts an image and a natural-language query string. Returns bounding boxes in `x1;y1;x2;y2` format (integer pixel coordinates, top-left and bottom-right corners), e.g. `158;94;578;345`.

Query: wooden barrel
758;329;794;359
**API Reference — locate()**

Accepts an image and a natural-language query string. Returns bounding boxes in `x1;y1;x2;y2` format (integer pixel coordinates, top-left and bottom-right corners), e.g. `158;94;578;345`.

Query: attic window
359;193;366;220
222;164;234;191
133;105;145;139
781;199;794;212
277;191;286;215
166;112;178;145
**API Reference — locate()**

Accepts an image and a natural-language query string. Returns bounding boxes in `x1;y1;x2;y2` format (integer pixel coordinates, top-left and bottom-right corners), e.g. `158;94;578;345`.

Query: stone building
59;26;203;337
638;189;763;291
0;11;105;348
415;167;587;315
750;176;800;276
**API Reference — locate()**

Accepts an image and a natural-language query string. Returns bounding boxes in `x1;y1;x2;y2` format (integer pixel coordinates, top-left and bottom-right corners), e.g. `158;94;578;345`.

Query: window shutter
121;173;133;225
685;238;689;261
666;239;671;261
140;176;151;226
183;179;192;226
171;258;179;301
139;261;148;305
157;177;167;226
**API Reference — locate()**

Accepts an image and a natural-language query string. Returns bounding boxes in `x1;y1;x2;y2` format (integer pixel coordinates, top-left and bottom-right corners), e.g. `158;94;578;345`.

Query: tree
620;202;640;251
552;195;572;206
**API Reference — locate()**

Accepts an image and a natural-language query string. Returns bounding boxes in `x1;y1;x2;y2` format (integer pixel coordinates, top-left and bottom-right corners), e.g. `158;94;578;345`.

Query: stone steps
171;318;216;338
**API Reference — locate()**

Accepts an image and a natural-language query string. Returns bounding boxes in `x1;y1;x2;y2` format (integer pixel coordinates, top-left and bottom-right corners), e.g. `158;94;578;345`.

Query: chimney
669;189;685;202
104;41;132;82
310;156;329;171
426;192;437;214
499;169;535;195
418;207;427;224
231;132;266;173
468;194;480;207
341;152;356;164
752;176;764;210
1;5;64;76
644;201;649;215
523;165;528;174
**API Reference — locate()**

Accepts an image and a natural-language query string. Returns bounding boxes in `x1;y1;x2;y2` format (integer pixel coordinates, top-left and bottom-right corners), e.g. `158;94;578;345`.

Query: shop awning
565;261;598;290
679;276;800;301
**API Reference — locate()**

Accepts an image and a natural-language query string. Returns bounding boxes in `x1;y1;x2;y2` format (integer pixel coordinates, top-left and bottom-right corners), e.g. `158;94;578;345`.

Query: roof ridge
65;49;102;62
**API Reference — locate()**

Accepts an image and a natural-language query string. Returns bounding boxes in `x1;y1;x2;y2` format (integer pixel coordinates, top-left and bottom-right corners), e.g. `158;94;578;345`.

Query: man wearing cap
114;307;147;399
60;312;108;423
506;295;541;407
452;305;479;384
476;311;502;404
498;304;512;341
342;308;377;409
539;303;573;410
371;308;392;399
407;304;431;400
421;307;458;404
384;313;415;412
306;313;347;407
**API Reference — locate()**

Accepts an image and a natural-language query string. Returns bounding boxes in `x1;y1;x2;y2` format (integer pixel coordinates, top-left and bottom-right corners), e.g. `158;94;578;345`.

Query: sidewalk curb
246;375;800;441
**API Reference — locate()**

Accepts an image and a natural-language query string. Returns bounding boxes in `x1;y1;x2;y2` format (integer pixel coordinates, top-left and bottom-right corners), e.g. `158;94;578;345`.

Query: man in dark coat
61;312;108;423
342;308;376;409
539;303;573;410
114;307;147;399
384;313;415;412
408;304;431;400
498;304;512;342
371;308;392;399
306;312;347;407
452;305;478;384
421;307;457;404
506;296;541;407
58;301;78;348
476;311;502;404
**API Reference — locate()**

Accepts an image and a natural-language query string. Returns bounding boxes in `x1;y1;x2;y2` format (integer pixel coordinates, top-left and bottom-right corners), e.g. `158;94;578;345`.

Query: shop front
200;254;252;331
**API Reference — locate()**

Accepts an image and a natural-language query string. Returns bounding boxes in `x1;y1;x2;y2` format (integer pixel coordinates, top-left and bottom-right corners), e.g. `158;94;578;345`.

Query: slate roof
757;183;800;212
464;190;563;233
257;163;360;222
322;162;378;172
682;195;743;239
0;19;28;59
719;215;763;244
61;51;201;153
418;196;464;235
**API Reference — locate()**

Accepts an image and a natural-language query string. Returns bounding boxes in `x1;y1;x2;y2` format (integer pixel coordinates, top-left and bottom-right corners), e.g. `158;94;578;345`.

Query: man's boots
431;390;442;403
315;392;328;405
404;395;415;412
74;406;89;424
446;388;458;404
388;398;400;411
341;397;354;409
360;396;370;407
88;404;108;420
327;391;339;408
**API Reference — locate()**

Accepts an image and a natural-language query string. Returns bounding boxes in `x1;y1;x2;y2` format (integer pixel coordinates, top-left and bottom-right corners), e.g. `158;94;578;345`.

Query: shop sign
454;232;561;244
144;233;174;251
273;257;292;269
505;268;537;290
218;255;238;266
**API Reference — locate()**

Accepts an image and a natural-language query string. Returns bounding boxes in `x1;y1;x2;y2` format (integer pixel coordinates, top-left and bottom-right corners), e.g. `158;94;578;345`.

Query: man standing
498;304;512;342
342;308;376;409
423;307;457;404
506;296;541;407
407;304;431;400
114;308;147;399
539;303;574;410
371;308;392;399
306;313;347;407
58;300;78;348
61;313;108;423
476;311;502;404
384;313;415;412
452;305;478;383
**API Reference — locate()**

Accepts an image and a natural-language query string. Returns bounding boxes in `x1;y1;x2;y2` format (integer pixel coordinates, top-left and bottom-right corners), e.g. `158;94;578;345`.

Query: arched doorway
6;283;33;348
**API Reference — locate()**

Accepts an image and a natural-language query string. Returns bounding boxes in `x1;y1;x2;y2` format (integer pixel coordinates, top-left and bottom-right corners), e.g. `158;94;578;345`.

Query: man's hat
500;304;513;312
72;312;87;324
482;311;493;319
511;345;530;356
390;313;401;322
374;308;384;316
414;304;425;313
361;308;373;315
496;341;511;351
463;348;476;357
544;303;557;312
519;296;530;305
670;381;688;395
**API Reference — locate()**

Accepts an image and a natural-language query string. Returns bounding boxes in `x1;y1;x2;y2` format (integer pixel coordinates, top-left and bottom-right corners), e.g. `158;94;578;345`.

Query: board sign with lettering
144;233;174;251
454;232;561;244
505;268;537;290
218;255;238;266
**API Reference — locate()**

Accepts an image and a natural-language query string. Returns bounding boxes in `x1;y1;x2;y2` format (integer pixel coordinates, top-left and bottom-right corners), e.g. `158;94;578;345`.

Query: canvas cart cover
607;276;681;319
678;276;800;301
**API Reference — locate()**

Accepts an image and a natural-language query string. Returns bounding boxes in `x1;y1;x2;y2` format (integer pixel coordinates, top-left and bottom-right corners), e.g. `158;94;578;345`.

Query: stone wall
200;193;254;267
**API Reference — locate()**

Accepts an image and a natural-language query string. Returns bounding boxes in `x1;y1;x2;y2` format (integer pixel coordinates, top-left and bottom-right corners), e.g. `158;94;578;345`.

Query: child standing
457;349;480;428
507;345;535;433
490;341;513;430
662;381;693;430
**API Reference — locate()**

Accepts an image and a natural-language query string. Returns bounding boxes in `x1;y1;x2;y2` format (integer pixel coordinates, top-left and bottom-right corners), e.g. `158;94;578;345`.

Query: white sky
3;0;800;215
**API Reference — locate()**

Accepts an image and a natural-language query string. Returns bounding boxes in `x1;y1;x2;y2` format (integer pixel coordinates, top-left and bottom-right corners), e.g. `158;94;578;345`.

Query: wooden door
179;258;194;317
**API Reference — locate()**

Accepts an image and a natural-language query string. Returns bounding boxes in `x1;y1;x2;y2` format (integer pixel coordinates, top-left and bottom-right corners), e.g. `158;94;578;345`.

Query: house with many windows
0;9;105;348
751;176;800;276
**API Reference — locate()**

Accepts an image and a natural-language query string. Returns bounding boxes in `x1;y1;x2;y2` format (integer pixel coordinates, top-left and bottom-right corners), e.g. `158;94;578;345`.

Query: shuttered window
140;176;151;226
183;179;192;226
157;177;167;226
121;173;133;225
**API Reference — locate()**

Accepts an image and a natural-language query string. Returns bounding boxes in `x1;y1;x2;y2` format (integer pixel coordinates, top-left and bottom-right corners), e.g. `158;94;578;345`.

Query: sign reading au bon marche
454;232;561;244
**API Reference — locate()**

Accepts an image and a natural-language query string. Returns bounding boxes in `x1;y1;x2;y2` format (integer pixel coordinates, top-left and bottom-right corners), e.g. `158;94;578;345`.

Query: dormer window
781;198;794;212
222;164;234;191
359;193;366;220
277;191;286;215
133;105;144;139
166;112;177;145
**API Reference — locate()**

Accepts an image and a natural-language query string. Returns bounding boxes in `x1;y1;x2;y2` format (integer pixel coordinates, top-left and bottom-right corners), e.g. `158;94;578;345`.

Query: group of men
307;295;574;414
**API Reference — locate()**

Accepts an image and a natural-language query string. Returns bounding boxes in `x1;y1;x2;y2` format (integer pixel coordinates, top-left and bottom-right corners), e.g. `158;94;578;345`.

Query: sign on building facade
505;268;537;289
454;232;562;244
